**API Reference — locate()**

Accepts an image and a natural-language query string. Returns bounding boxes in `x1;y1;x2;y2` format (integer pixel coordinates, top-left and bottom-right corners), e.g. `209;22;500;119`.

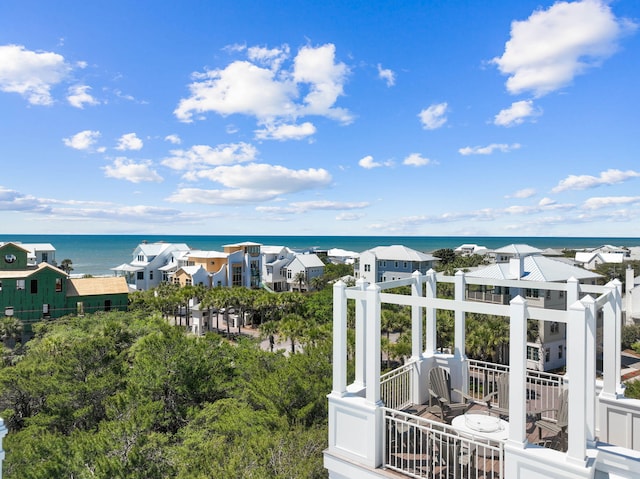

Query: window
545;349;550;362
395;261;399;268
550;322;559;334
186;279;192;286
43;304;50;314
104;300;112;312
364;264;370;272
77;302;84;315
527;346;540;361
232;265;242;286
137;254;144;261
0;280;2;291
558;345;563;359
31;279;38;294
55;277;62;292
559;290;565;298
137;271;144;280
16;279;25;290
546;290;551;299
525;289;539;298
149;270;154;280
403;262;407;268
5;307;13;316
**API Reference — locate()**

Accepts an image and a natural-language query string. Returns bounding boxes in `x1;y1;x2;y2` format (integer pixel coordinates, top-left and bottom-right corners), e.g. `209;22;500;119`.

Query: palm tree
259;320;279;353
279;313;305;354
293;271;306;292
0;316;23;348
60;258;73;274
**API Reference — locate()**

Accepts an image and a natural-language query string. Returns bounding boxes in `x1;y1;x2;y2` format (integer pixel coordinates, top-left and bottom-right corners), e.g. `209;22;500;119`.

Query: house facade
223;242;262;288
111;242;190;290
466;244;601;371
286;253;325;291
0;242;129;339
355;245;438;283
261;245;295;292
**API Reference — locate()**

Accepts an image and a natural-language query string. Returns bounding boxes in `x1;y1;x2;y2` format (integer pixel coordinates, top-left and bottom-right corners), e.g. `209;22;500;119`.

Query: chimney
509;256;524;279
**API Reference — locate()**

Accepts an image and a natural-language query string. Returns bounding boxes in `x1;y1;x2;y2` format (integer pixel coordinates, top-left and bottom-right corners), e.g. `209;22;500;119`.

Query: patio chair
533;389;569;451
428;366;475;423
483;373;509;419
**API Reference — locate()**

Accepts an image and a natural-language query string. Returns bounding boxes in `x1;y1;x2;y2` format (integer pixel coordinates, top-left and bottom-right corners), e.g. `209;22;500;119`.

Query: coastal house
355;245;438;283
575;250;626;270
0;242;57;267
454;243;488;256
261;245;295;292
324;270;640;479
172;265;210;287
0;242;128;339
111;241;190;290
222;242;262;289
287;253;325;291
466;244;601;371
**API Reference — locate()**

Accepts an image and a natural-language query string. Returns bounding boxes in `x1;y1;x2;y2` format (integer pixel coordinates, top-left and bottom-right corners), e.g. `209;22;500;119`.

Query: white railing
467;359;565;420
383;408;504;479
381;361;414;411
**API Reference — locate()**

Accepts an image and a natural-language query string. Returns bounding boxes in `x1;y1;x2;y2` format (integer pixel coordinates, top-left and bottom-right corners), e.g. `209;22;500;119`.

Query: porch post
365;283;382;405
601;282;622;399
567;300;587;466
582;295;597;447
425;269;437;355
454;270;466;359
613;279;623;395
411;271;423;360
332;280;347;396
354;278;367;389
507;296;527;447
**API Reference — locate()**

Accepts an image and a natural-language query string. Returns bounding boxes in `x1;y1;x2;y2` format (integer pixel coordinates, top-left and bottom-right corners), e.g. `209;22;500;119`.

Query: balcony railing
466;291;509;304
381;361;414;411
383;407;504;479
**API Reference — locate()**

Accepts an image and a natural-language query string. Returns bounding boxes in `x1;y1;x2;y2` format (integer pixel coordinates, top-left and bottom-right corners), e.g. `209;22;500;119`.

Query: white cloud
103;157;163;183
175;43;351;126
377;64;395;87
247;44;290;70
552;169;640;192
418;102;448;130
0;186;50;212
0;44;73;105
336;212;364;221
162;142;257;171
358;155;394;169
492;0;636;97
459;143;521;155
494;100;540;127
538;197;556;206
403;153;434;167
63;130;101;150
115;133;144;151
256;200;369;215
164;134;181;145
254;122;316;141
505;188;536;199
583;196;640;210
185;163;331;192
67;84;99;108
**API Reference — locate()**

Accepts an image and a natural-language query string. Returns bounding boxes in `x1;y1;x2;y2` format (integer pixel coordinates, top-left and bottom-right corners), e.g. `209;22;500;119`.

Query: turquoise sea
1;234;640;277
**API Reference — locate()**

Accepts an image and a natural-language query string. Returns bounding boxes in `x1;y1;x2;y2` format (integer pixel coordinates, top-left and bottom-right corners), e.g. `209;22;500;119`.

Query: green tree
60;258;73;274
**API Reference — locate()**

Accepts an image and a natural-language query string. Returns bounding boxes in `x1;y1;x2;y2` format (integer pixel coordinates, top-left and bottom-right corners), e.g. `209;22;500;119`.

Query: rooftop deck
324;271;640;479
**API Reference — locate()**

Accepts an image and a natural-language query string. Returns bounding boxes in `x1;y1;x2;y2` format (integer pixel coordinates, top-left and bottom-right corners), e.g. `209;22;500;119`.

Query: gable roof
292;254;325;268
66;276;129;296
467;255;602;282
0;262;66;279
363;245;437;262
493;244;543;256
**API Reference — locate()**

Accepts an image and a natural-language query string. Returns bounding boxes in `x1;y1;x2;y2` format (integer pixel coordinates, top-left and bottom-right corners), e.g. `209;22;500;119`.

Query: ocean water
1;234;639;277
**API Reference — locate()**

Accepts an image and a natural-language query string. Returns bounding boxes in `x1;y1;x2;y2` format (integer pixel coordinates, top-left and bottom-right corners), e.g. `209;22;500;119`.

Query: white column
332;280;347;396
354;278;367;389
411;271;423;360
454;270;466;359
425;269;437;354
566;277;579;306
602;282;622;399
508;296;527;447
0;418;7;479
365;283;382;405
582;295;597;447
567;300;587;466
613;279;623;395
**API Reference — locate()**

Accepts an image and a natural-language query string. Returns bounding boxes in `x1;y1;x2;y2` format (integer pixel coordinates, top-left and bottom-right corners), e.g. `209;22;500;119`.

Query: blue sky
1;0;639;237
